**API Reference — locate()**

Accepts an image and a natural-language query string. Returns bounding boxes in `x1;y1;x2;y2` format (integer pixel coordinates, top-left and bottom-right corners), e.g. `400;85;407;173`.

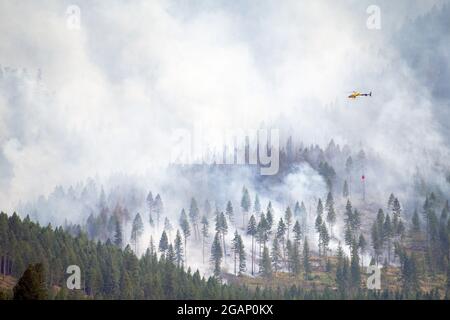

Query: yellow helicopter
348;91;372;99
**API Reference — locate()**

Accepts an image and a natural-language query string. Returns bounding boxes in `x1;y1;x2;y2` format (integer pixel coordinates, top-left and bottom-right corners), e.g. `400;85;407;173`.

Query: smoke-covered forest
1;1;450;300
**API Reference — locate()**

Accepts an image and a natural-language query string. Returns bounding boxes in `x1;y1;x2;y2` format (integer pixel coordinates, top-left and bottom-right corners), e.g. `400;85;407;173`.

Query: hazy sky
0;0;449;210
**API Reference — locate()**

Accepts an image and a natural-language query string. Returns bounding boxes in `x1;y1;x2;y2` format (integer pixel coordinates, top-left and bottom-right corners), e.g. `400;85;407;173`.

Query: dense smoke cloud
1;0;449;217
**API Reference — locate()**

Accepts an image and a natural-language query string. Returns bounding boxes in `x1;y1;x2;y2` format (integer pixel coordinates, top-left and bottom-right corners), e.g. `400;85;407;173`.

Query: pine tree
147;191;154;227
392;198;402;233
300;201;307;233
13;263;48;300
254;195;261;214
167;244;176;264
153;194;164;228
266;204;274;233
286;240;293;272
350;240;361;289
215;212;228;260
293;220;302;247
285;207;293;241
201;215;209;264
130;213;144;254
159;231;169;257
320;223;330;258
226;201;234;223
290;242;301;275
179;209;191;267
260;247;272;278
232;231;239;276
336;243;350;298
164;217;173;239
114;218;123;248
294;201;301;218
325;192;336;237
211;232;223;278
412;209;420;233
383;214;393;264
247;215;257;275
401;253;419;295
256;214;269;256
271;237;282;272
358;234;367;266
344;200;353;227
174;230;184;268
371;222;381;265
387;193;395;211
345;156;353;175
343;180;349;198
189;198;200;240
276;218;287;266
238;234;246;275
241;187;251;228
232;231;246;276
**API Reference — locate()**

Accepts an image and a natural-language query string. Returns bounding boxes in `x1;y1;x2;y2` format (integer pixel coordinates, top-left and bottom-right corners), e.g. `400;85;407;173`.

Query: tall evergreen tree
114;218;123;248
260;246;272;278
383;214;393;264
387;193;395;211
257;214;269;257
294;201;301;218
179;209;191;267
271;237;282;272
226;201;234;223
325;192;336;237
153;194;164;228
392;198;402;233
358;234;367;267
232;231;240;276
189;198;200;240
159;231;169;257
238;234;246;275
350;240;361;289
211;232;223;278
164;217;173;239
232;231;246;276
266;205;274;233
13;263;48;300
247;215;257;275
293;220;302;247
174;230;184;268
320;223;330;258
276;218;287;266
254;195;261;215
130;213;144;254
412;209;421;233
215;212;228;260
146;191;154;227
201;215;209;264
285;207;293;241
343;180;349;198
315;199;324;237
241;187;251;228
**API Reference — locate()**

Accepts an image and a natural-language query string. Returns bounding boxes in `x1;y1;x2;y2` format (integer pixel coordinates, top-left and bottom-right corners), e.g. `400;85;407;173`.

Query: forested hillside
1;206;449;300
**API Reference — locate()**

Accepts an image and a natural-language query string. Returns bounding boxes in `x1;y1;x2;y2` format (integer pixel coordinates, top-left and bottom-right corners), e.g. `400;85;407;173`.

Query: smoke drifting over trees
1;0;450;298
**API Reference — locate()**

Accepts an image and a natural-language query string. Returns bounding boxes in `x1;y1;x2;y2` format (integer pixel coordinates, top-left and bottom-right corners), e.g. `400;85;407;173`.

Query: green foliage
13;263;48;300
211;232;223;278
260;247;272;278
0;211;253;300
